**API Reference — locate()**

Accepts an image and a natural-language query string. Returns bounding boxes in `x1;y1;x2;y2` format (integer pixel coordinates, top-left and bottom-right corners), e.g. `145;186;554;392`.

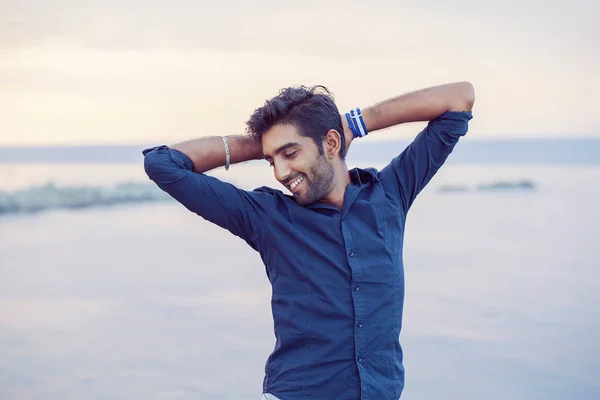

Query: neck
320;162;351;210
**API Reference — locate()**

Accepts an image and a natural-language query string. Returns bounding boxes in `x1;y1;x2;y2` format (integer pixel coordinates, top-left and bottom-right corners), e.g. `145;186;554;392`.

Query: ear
323;129;342;159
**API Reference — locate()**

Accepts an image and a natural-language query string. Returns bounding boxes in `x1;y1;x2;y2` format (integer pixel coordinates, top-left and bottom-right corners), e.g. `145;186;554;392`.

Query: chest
259;185;405;287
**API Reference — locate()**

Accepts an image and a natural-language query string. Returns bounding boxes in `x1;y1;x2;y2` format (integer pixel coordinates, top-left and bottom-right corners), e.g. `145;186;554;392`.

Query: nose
273;160;291;183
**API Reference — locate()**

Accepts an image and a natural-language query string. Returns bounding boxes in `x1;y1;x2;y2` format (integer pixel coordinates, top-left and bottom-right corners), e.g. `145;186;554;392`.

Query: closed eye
265;149;298;167
284;150;298;159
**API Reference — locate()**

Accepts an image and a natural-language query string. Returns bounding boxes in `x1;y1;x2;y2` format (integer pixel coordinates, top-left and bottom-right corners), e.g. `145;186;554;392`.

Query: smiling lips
289;176;305;192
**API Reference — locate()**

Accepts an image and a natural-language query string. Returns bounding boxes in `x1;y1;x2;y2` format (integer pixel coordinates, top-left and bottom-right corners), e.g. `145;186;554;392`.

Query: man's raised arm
142;134;274;249
343;82;475;150
170;134;264;174
342;82;475;211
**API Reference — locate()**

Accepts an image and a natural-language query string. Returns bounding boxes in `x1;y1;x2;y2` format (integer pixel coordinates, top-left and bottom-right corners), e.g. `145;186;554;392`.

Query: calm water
0;163;599;399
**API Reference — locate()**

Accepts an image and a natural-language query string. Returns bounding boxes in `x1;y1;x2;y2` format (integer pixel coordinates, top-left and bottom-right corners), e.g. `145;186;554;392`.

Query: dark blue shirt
143;111;472;400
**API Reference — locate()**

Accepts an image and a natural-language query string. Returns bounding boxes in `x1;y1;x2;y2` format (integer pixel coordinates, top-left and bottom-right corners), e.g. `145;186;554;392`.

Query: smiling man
143;82;475;400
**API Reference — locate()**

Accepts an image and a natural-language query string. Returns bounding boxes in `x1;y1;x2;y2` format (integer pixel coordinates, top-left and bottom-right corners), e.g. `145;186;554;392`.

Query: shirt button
349;251;355;257
354;286;360;291
357;357;363;363
357;323;363;328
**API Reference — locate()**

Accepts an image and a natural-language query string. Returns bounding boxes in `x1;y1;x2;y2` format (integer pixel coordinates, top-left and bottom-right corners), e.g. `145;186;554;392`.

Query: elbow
142;145;190;184
143;148;161;182
461;81;475;111
449;81;475;112
464;81;475;111
142;145;179;183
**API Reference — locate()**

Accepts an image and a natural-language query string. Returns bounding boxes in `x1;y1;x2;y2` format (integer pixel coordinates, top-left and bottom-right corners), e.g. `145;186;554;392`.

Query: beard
294;153;335;206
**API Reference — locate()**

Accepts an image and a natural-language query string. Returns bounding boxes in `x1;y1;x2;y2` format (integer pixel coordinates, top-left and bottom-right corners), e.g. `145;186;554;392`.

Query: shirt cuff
142;145;195;171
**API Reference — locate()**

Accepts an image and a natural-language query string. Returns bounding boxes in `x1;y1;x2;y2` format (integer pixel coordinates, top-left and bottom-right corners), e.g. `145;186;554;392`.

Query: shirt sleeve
142;145;276;250
378;111;473;212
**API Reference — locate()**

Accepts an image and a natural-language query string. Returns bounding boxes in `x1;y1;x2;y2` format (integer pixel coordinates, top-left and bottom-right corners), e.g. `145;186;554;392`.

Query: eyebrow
264;142;301;160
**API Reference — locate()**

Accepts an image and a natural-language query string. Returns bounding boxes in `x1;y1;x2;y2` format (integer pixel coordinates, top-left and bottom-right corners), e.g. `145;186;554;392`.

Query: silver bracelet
222;136;230;171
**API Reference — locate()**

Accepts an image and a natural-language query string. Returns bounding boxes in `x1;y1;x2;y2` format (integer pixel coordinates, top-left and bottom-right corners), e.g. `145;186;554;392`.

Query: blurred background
1;1;599;399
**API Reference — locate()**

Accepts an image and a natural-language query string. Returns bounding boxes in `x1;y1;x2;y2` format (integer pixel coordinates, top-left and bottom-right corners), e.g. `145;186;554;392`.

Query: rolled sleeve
379;111;473;211
143;145;194;184
143;145;275;250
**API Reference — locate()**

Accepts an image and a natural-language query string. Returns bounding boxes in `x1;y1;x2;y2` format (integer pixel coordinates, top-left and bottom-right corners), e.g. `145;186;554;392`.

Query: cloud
0;0;598;144
1;0;597;54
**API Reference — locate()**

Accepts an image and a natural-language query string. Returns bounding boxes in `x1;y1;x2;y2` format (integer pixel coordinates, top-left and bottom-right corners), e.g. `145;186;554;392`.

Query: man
143;82;475;400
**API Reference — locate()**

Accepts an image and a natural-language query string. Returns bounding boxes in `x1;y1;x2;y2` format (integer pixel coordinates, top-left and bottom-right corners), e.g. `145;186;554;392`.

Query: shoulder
252;185;297;204
253;185;285;196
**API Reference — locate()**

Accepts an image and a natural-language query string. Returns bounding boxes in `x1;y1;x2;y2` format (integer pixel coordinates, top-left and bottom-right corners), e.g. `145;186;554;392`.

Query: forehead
262;124;314;156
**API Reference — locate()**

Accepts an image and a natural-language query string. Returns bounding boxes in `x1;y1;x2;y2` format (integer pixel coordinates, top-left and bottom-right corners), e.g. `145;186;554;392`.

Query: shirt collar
304;167;377;211
349;167;377;186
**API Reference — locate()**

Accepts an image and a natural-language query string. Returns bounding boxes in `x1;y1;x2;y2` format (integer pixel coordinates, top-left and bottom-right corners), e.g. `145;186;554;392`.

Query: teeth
290;176;304;189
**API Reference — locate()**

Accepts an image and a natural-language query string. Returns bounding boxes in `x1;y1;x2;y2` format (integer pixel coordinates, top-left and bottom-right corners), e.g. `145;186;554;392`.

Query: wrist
344;107;369;139
244;134;264;160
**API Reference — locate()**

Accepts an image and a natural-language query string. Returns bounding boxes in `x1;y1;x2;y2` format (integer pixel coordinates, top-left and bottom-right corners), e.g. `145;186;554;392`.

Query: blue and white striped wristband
345;107;368;138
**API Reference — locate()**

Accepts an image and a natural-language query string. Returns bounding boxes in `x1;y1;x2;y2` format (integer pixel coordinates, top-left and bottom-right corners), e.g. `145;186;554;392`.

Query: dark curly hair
246;85;346;159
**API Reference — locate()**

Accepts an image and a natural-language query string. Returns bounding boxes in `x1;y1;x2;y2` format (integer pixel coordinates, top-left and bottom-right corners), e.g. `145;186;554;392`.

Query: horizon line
1;137;600;149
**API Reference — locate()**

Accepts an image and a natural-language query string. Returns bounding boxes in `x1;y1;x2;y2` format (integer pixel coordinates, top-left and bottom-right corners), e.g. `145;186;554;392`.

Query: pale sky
1;0;598;145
